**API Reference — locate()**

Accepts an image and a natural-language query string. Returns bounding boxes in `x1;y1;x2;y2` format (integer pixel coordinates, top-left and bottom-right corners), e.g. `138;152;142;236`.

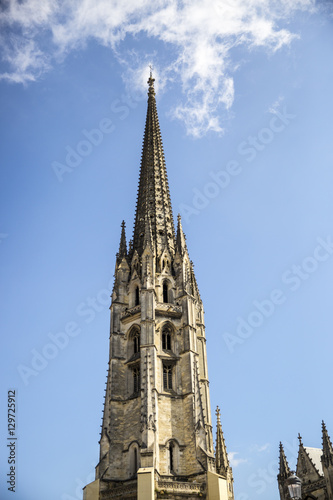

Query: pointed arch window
133;329;140;354
129;443;140;477
135;286;140;306
169;441;174;472
127;327;141;360
134;448;138;472
163;364;173;390
162;326;172;351
167;440;179;474
133;366;140;393
163;282;168;303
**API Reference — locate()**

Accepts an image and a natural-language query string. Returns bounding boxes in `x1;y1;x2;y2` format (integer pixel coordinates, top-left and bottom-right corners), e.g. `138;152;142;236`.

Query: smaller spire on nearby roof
278;442;290;480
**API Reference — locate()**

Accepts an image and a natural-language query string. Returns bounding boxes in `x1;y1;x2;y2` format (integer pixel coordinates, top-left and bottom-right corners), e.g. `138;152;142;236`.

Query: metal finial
147;65;155;95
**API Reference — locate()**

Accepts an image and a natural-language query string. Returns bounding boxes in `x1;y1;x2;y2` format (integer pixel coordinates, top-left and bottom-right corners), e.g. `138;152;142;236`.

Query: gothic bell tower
83;73;234;500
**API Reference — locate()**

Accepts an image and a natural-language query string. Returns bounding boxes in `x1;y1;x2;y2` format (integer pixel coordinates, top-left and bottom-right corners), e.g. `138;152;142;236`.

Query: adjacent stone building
83;73;234;500
278;422;333;499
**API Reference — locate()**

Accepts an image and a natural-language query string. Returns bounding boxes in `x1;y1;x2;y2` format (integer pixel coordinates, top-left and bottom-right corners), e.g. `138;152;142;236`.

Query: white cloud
268;95;285;114
0;37;50;83
229;451;248;467
0;0;316;135
252;442;271;453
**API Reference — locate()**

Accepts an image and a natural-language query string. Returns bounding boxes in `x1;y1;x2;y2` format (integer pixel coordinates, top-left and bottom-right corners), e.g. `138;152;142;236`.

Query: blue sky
1;1;333;499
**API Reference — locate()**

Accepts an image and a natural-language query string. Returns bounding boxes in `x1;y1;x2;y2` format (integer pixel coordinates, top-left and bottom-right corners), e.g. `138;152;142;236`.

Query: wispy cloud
251;443;271;453
0;37;50;84
0;0;316;135
229;451;248;467
268;95;285;115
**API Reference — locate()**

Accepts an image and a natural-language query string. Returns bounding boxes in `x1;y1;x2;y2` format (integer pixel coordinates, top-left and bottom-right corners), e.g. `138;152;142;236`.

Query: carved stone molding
121;305;141;320
156;302;182;318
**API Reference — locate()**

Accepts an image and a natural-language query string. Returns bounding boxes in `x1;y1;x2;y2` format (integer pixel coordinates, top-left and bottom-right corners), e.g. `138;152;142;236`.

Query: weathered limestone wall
104;398;141;480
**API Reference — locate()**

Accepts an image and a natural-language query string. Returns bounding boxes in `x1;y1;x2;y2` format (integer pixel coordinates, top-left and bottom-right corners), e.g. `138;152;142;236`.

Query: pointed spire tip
147;65;155;96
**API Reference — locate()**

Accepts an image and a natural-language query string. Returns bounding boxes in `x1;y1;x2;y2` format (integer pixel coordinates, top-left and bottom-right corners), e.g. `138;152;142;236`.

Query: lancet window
134;286;140;306
133;329;140;354
129;442;140;477
163;281;168;303
133;366;140;393
163;364;173;390
167;440;179;474
162;326;172;351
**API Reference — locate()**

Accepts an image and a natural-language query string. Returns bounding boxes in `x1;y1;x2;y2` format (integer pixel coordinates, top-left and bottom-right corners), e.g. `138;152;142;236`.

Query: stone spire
278;442;290;480
322;420;333;467
85;72;234;500
143;214;154;252
116;220;127;264
277;442;291;500
176;214;187;256
132;71;176;258
215;406;230;475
